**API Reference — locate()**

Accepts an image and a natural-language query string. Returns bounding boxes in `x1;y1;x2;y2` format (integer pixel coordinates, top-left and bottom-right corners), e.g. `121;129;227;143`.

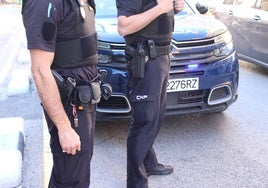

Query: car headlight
98;41;111;50
214;42;234;57
214;31;234;57
214;30;232;44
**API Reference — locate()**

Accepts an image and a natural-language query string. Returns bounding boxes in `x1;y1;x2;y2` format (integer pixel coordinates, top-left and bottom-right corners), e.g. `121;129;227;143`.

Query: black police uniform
22;0;97;187
117;0;174;187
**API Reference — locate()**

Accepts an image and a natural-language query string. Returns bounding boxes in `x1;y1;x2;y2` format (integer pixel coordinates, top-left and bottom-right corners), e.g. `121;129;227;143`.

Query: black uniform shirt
22;0;98;154
22;0;72;52
116;0;173;46
22;0;98;80
117;0;157;17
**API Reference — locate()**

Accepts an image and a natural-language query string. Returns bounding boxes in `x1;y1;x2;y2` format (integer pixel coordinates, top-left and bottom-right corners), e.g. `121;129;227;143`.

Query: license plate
167;78;199;92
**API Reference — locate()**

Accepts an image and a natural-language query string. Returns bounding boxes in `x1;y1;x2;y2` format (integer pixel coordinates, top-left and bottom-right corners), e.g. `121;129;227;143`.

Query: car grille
167;90;206;107
110;43;125;50
209;87;229;101
98;96;128;108
169;38;225;77
208;84;232;105
97;94;131;114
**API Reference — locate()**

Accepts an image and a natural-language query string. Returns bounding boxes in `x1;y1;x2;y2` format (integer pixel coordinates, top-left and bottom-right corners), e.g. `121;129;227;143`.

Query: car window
95;0;117;17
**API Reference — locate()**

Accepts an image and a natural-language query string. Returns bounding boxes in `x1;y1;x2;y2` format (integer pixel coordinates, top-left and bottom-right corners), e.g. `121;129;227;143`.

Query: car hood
95;14;227;43
173;14;227;41
96;17;124;42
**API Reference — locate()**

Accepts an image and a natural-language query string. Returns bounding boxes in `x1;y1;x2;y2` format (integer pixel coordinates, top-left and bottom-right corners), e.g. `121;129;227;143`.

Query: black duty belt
147;39;171;58
126;41;171;59
154;45;171;56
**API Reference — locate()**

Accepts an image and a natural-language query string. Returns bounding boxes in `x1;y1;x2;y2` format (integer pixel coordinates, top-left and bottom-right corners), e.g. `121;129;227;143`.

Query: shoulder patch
42;22;56;41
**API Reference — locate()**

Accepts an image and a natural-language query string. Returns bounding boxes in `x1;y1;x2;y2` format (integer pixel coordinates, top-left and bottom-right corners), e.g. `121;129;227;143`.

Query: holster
125;41;147;78
51;70;76;110
125;40;171;79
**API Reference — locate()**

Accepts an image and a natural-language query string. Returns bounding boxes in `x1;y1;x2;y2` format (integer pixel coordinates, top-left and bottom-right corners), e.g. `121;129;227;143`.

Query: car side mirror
196;2;209;14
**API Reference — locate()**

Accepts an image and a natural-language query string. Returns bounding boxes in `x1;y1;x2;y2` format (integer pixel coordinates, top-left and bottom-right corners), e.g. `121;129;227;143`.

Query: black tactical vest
125;0;174;46
52;0;98;69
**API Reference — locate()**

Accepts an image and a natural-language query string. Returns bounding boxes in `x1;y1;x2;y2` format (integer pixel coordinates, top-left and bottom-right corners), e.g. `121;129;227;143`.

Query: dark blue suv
95;0;239;120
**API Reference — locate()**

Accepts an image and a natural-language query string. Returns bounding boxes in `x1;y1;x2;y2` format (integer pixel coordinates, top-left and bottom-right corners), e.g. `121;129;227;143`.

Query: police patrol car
95;0;239;120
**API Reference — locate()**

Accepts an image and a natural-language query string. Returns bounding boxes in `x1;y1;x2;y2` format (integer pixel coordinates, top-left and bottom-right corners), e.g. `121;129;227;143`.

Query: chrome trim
171;38;214;45
110;43;126;47
97;94;131;114
208;84;232;105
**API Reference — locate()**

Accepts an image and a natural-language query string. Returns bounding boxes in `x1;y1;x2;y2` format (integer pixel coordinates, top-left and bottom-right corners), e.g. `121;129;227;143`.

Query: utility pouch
76;82;101;108
147;39;156;58
76;86;92;106
90;82;101;104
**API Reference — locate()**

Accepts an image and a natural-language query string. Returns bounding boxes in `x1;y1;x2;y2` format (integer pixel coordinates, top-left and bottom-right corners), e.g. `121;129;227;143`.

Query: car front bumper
96;51;239;121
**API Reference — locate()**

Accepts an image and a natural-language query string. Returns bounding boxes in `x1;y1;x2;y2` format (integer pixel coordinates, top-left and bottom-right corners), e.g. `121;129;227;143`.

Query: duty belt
152;45;171;57
126;40;171;59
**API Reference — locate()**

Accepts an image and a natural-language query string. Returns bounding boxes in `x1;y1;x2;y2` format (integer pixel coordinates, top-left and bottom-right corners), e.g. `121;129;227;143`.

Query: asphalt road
90;61;268;188
0;61;267;188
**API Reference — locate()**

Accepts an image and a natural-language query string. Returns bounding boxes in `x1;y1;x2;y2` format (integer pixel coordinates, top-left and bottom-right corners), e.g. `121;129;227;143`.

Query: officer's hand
157;0;174;13
58;126;81;155
174;0;185;14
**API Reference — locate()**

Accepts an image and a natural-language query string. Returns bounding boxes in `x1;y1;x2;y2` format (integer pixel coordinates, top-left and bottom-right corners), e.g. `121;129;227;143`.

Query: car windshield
95;0;195;18
95;0;117;17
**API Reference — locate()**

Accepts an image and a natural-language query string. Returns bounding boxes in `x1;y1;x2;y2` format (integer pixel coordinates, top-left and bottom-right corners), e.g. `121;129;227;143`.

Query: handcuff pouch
76;86;92;106
76;82;101;108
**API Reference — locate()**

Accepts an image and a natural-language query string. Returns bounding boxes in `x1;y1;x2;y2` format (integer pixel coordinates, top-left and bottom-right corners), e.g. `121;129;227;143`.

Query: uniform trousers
127;55;170;188
44;103;96;188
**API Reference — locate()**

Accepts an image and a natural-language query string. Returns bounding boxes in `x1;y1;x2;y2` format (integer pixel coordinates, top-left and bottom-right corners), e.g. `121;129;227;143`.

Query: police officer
116;0;184;187
22;0;98;187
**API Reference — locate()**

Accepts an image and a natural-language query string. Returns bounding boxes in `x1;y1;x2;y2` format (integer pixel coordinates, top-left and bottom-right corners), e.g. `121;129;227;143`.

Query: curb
0;117;24;188
7;69;30;96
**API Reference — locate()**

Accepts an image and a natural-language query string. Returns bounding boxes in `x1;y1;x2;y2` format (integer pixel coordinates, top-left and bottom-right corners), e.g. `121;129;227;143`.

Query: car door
215;5;252;60
216;1;268;67
245;7;268;65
